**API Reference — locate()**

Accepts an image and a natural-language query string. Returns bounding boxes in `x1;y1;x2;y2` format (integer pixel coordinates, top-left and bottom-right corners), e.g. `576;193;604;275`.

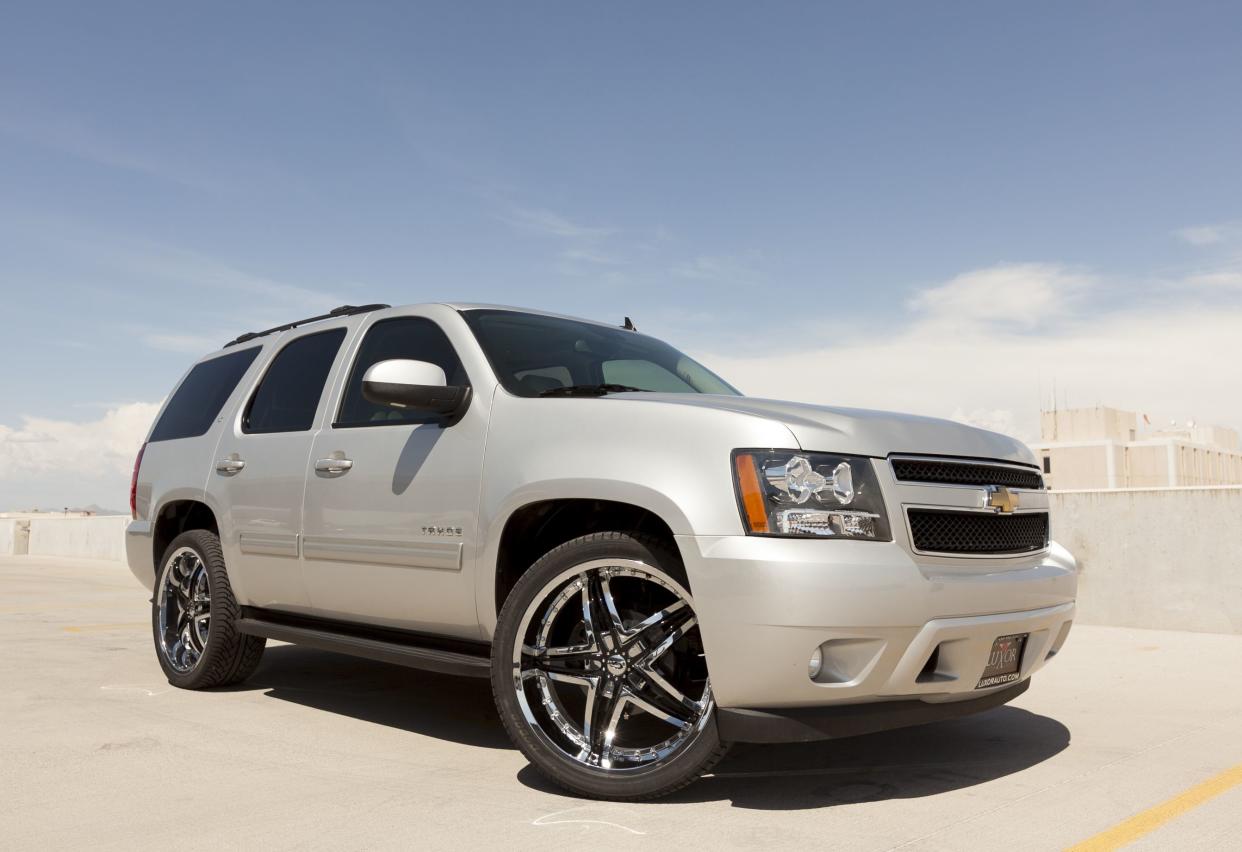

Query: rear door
208;324;355;612
300;310;488;637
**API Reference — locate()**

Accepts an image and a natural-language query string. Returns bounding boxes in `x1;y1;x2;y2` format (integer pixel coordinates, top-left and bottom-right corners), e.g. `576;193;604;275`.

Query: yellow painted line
1066;762;1242;851
63;622;147;633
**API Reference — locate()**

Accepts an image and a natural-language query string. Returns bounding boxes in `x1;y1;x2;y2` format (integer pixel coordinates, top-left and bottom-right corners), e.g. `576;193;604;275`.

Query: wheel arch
485;490;686;634
152;499;220;572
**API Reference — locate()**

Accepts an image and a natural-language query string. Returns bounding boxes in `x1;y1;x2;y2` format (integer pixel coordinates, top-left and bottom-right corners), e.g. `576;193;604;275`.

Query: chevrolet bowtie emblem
983;485;1019;514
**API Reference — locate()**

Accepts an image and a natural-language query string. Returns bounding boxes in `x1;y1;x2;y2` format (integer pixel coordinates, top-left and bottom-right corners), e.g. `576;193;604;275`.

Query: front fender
472;477;693;634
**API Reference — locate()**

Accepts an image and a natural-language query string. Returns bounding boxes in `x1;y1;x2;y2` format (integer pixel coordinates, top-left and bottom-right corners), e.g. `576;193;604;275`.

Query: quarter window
243;329;346;434
149;347;260;442
336;317;469;427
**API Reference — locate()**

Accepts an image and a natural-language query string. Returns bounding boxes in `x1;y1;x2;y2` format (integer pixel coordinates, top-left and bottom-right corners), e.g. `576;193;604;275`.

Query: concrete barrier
1050;486;1242;635
3;489;1241;635
24;516;129;562
0;519;28;556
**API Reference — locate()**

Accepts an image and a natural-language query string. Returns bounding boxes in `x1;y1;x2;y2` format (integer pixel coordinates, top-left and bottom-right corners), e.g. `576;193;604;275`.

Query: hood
612;393;1037;465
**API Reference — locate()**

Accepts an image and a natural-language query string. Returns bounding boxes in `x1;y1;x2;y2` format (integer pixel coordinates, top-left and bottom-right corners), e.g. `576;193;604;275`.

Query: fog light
808;646;824;680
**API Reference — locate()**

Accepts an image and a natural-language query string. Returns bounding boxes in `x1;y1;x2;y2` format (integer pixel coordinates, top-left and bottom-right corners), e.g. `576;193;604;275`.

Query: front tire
152;529;265;689
491;532;727;800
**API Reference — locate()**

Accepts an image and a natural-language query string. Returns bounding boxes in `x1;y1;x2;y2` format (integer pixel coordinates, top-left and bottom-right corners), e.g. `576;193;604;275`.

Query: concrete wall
0;519;28;556
3;491;1241;635
1050;486;1242;635
22;516;129;562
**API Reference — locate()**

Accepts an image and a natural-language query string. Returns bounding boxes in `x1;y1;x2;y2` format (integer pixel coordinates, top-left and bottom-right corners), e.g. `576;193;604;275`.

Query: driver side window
335;317;469;427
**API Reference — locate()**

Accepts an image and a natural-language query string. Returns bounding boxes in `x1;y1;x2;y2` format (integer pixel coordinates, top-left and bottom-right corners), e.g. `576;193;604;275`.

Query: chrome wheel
156;546;211;673
512;558;713;772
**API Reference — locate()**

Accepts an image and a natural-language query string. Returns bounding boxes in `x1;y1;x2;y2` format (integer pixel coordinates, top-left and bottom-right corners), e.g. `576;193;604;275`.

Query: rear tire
152;529;265;689
491;531;727;800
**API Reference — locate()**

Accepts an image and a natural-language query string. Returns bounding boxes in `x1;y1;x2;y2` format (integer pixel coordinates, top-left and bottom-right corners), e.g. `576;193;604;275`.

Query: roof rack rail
224;304;391;347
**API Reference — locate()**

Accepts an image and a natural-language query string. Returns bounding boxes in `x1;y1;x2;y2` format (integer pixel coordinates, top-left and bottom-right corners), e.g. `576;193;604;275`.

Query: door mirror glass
361;359;469;417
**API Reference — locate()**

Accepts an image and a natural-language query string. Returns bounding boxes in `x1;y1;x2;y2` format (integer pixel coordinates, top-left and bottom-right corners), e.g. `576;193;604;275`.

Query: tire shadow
234;645;1070;810
519;705;1068;810
677;706;1066;809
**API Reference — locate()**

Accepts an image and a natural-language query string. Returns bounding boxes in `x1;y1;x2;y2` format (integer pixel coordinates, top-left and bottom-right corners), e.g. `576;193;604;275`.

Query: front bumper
675;534;1077;713
717;679;1029;743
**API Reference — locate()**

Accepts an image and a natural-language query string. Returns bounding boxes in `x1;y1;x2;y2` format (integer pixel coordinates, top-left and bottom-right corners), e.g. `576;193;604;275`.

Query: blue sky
2;2;1241;508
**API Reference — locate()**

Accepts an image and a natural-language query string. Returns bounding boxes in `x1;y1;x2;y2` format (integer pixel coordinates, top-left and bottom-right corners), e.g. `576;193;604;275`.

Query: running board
236;608;491;679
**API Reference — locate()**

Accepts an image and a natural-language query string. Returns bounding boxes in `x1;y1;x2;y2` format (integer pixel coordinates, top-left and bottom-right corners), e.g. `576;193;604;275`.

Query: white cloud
141;332;223;353
559;247;621;266
501;207;616;240
906;263;1093;328
698;262;1242;444
670;253;761;284
126;248;346;315
0;107;224;193
1175;223;1240;246
1183;269;1242;289
0;403;160;481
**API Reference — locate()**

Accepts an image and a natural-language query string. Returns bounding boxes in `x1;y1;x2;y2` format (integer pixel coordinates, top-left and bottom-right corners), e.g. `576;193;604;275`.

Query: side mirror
361;359;470;418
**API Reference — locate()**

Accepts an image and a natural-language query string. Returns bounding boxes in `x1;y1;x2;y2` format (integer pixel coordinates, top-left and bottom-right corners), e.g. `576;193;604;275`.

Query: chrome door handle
315;458;353;475
215;457;246;474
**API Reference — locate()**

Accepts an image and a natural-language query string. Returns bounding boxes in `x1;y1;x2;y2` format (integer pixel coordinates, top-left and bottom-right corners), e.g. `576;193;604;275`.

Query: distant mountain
77;504;129;516
10;504;130;516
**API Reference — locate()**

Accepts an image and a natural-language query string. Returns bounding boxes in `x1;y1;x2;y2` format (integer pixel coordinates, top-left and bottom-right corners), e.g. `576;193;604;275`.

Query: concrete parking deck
3;555;1240;850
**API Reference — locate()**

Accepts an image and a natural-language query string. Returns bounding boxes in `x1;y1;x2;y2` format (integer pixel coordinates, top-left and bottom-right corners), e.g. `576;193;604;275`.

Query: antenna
622;316;637;332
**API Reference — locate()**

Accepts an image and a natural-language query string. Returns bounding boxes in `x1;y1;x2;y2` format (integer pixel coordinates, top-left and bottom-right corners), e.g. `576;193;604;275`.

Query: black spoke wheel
152;529;265;689
492;532;727;800
156;547;212;672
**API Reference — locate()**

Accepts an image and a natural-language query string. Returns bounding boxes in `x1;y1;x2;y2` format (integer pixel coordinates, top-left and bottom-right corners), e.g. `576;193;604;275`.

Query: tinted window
462;309;739;398
243;329;346;434
336;317;469;427
602;359;696;392
149;347;260;442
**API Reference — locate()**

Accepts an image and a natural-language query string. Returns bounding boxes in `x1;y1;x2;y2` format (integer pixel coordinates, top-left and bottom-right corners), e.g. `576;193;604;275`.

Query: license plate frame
976;633;1028;689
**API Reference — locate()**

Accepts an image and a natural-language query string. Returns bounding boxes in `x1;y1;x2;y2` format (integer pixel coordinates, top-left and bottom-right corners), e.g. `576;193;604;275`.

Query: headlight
732;450;891;540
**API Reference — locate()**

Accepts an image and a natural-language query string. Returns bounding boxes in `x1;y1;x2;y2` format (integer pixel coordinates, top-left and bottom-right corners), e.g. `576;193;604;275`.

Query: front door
300;313;487;638
209;325;353;613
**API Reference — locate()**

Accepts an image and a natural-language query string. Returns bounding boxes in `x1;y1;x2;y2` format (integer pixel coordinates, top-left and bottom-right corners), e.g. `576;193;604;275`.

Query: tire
491;531;728;800
152;529;265;689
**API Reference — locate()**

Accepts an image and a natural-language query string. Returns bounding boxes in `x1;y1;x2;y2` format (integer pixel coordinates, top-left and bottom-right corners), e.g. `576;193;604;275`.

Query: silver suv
127;303;1077;800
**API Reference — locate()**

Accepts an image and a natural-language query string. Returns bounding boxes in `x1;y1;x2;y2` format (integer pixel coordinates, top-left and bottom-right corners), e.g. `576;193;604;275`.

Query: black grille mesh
908;509;1049;555
892;459;1043;490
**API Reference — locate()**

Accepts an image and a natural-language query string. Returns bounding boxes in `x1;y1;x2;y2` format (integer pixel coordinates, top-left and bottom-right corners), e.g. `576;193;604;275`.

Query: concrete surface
3;555;1241;851
1051;487;1242;634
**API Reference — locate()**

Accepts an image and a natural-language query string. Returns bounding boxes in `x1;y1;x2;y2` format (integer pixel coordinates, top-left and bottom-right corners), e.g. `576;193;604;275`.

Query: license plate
976;633;1027;689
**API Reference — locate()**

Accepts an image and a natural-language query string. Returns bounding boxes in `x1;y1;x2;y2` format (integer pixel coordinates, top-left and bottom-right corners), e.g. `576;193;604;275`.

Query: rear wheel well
495;499;679;615
153;501;219;569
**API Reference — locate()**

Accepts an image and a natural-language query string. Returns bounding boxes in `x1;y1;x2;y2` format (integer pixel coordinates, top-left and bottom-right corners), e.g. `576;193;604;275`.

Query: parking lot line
1065;762;1242;851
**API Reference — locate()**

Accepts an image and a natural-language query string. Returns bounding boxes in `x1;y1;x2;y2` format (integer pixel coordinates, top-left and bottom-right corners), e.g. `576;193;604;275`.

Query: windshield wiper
537;384;651;397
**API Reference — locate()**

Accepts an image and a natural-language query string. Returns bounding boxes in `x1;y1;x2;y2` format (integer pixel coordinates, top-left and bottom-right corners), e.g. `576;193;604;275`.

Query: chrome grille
891;458;1043;490
907;509;1049;555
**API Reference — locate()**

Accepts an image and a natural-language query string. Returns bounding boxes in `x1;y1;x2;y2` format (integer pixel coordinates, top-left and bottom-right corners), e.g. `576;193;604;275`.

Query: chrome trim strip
239;531;299;558
888;454;1045;489
301;536;463;571
903;505;1050;560
888;454;1043;474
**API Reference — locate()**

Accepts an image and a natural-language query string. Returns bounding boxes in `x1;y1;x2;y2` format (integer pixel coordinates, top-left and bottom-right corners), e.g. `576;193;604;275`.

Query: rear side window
243;329;347;434
149;347;261;442
336;317;468;427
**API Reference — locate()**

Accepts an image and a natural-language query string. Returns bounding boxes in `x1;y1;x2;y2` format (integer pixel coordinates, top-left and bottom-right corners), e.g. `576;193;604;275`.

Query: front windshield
461;309;741;398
